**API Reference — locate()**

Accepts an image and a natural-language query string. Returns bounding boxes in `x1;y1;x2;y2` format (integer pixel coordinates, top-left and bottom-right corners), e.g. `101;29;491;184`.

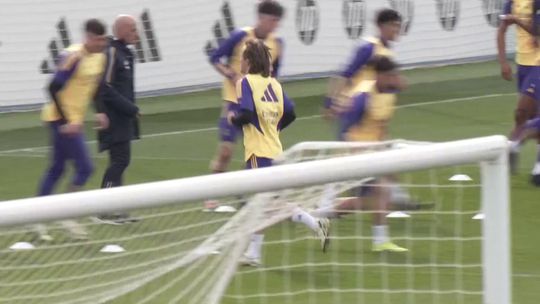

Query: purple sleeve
323;97;333;109
240;78;255;112
283;92;295;114
272;38;284;77
533;0;540;35
230;78;256;127
209;30;248;64
227;101;240;113
279;92;296;130
53;54;78;85
339;93;368;138
503;1;512;15
340;43;375;78
525;117;540;130
48;53;79;123
52;69;76;86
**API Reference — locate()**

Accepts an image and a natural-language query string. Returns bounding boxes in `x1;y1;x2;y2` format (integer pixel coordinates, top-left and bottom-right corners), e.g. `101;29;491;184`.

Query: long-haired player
229;40;330;266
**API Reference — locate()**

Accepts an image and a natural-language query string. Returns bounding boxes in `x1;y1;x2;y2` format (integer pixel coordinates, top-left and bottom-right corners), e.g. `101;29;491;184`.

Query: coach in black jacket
95;15;140;224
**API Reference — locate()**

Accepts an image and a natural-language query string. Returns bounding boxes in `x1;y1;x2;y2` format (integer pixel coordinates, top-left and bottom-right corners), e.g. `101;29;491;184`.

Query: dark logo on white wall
389;0;414;35
436;0;460;31
134;10;162;63
482;0;504;27
40;11;161;74
342;0;366;40
296;0;319;45
204;1;235;57
40;18;71;74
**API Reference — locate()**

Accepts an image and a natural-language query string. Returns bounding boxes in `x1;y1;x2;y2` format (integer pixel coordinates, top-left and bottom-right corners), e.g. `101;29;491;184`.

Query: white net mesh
222;140;485;304
0;139;506;304
0;202;236;303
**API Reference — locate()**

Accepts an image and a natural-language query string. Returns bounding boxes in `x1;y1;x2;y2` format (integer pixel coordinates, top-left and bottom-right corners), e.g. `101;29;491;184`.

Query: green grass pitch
0;61;538;303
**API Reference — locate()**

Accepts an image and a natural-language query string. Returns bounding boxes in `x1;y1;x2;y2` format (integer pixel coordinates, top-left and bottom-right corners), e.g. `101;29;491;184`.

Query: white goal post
0;135;510;304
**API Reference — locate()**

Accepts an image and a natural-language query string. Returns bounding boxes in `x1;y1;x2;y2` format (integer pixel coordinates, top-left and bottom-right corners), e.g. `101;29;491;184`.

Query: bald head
113;15;138;44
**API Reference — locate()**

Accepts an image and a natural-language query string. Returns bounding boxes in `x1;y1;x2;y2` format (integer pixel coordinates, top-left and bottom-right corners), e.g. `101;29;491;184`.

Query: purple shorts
218;103;242;143
518;65;540;100
246;156;273;169
37;121;93;196
356;179;376;197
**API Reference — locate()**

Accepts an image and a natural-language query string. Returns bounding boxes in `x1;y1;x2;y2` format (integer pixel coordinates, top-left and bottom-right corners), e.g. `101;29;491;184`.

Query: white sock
389;183;411;204
311;184;339;218
244;234;264;259
319;184;338;208
536;145;540;172
60;220;86;235
531;162;540;175
510;141;521;153
372;225;389;245
291;208;319;232
34;224;48;236
311;205;336;218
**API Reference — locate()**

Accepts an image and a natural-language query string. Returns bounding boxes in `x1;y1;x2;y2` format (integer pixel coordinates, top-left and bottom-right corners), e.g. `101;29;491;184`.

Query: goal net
0;136;510;304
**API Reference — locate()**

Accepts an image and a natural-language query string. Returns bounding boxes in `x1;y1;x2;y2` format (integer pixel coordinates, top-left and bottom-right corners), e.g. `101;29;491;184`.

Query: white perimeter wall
0;0;514;108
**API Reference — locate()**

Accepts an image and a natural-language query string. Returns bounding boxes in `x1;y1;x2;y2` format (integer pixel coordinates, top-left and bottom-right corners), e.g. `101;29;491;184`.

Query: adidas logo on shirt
261;84;279;102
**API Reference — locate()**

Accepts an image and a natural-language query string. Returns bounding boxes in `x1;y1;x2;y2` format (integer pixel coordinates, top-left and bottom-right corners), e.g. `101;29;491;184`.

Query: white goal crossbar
0;135;511;304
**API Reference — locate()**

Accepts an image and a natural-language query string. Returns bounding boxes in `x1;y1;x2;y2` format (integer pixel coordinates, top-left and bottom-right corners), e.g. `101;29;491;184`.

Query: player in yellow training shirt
36;19;108;240
208;0;284;173
320;8;418;222
228;40;329;266
313;57;408;253
324;9;401;116
497;0;540;179
203;0;284;211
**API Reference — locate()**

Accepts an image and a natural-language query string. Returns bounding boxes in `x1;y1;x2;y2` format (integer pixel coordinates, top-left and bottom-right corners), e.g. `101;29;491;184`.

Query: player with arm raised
497;0;540;181
208;0;283;172
229;40;329;266
314;57;407;252
204;0;284;211
325;9;415;209
324;9;401;117
36;19;108;240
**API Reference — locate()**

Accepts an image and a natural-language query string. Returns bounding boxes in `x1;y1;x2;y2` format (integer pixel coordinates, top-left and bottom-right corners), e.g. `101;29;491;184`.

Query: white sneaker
92;214;140;225
317;218;331;252
60;220;88;240
35;224;54;242
238;255;262;267
389;184;412;205
39;234;54;242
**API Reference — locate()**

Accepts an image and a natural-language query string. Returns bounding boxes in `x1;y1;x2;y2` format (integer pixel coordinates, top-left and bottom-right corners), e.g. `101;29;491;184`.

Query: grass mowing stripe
0;93;515;154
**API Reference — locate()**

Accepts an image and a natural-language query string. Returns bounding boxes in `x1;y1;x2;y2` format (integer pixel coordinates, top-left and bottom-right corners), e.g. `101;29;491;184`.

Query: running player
497;0;540;181
324;8;415;208
37;19;108;240
324;9;401;117
315;56;407;252
229;40;330;266
205;0;284;210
